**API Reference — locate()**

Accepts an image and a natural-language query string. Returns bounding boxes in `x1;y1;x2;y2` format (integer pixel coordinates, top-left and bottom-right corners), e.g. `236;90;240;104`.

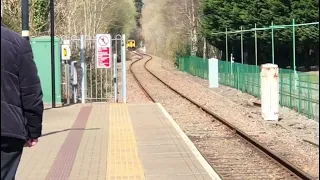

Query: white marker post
208;58;219;88
261;63;279;121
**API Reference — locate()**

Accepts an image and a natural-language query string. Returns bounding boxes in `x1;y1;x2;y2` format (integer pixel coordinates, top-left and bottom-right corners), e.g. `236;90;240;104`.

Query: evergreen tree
201;0;319;67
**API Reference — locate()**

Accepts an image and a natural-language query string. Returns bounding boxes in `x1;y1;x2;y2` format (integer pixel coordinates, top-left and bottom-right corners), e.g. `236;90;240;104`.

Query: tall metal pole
113;54;118;103
50;0;56;108
292;19;296;74
271;21;275;64
255;23;258;66
80;35;86;104
121;34;127;103
292;19;298;89
240;26;244;64
21;0;29;40
115;35;121;102
225;28;228;62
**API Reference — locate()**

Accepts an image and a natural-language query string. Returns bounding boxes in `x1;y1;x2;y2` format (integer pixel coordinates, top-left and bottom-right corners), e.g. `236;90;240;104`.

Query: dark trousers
1;137;25;180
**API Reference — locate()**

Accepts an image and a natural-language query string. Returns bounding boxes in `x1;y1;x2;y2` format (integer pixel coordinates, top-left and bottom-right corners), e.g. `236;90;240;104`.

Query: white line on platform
156;103;222;180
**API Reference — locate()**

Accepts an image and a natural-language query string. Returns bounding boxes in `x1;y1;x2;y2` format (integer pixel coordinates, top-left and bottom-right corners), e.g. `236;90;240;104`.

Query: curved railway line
128;51;316;180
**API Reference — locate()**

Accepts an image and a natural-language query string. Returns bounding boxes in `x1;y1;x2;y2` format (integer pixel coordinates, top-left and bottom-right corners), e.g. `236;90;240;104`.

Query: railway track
129;51;315;180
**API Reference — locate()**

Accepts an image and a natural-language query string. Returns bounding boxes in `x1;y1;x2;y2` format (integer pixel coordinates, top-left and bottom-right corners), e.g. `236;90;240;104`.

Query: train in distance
126;40;136;50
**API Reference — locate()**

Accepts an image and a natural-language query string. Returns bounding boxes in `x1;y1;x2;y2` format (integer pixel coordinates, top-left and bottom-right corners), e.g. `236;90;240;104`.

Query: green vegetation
33;0;49;33
200;0;319;68
134;0;144;28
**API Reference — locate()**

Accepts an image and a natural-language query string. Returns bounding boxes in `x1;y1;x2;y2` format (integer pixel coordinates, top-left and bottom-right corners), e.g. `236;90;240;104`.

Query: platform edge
156;103;222;180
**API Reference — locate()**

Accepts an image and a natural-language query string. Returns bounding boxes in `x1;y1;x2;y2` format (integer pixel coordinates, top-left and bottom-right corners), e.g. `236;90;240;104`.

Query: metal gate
60;34;125;104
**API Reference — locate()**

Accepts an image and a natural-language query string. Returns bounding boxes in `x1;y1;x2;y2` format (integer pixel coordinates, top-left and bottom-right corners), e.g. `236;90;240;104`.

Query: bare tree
3;0;137;38
141;0;201;64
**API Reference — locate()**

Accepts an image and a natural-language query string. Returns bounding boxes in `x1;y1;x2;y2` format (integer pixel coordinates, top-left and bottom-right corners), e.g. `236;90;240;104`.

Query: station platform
16;103;220;180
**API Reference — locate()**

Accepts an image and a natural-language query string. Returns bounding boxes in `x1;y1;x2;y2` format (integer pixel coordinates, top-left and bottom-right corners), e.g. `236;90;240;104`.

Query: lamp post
50;0;56;108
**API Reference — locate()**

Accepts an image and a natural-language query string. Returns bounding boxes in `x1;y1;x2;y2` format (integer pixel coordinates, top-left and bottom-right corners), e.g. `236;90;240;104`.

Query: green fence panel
179;57;188;72
179;56;209;79
178;56;319;120
218;61;260;98
279;69;319;119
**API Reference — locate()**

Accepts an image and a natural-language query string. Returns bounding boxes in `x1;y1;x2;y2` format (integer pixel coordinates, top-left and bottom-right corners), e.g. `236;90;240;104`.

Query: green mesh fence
178;56;209;79
178;56;319;120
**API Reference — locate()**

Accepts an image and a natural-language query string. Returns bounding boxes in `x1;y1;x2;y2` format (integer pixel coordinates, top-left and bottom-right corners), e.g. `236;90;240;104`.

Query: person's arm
18;39;44;140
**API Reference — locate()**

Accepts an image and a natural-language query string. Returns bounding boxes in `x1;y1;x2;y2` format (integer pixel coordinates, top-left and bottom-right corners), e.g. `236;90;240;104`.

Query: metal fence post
271;21;275;64
254;23;258;66
66;61;70;105
80;35;86;104
113;54;118;102
121;34;127;103
292;19;296;74
292;19;298;89
225;28;228;62
240;26;244;64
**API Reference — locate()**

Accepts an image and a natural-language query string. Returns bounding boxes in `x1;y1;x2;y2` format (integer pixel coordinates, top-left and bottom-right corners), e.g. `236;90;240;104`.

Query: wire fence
178;20;319;120
178;56;319;121
208;19;319;70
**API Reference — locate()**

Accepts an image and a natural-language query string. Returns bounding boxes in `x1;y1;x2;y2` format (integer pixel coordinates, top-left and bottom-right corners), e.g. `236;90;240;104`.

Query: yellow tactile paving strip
106;104;145;180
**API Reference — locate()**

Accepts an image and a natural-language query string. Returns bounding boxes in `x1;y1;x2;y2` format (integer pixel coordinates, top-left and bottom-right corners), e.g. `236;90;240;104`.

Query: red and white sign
96;34;112;69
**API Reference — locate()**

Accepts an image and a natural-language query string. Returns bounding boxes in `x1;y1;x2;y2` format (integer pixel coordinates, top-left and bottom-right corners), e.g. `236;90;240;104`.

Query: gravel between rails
147;55;319;179
130;55;301;180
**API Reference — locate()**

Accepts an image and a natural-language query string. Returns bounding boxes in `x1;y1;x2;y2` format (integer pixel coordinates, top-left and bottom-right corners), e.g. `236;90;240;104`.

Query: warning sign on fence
61;41;71;60
96;34;112;69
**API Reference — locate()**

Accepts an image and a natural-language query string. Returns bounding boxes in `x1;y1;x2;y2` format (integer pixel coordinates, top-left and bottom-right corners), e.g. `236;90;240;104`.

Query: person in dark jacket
1;5;44;179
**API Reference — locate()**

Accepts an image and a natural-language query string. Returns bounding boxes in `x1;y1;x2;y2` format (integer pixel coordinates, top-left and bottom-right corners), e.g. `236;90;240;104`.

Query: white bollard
261;63;279;121
208;58;219;88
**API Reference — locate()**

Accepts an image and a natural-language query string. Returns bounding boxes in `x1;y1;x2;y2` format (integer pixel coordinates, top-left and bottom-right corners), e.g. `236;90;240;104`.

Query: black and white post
21;0;29;40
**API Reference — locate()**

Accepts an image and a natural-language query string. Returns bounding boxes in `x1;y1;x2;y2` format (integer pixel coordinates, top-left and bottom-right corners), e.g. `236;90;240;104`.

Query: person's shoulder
1;25;31;53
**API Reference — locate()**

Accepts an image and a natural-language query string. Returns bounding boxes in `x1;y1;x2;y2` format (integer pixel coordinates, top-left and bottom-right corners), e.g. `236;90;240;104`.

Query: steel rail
131;51;315;180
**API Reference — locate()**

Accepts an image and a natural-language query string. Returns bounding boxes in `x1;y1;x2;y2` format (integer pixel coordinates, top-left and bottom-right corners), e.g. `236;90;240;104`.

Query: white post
113;54;118;102
208;58;219;88
230;53;234;75
261;63;279;121
80;35;86;104
121;34;127;103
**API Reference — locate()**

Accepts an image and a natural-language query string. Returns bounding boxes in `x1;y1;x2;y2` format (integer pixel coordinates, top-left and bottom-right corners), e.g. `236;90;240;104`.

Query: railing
178;56;319;120
178;56;209;79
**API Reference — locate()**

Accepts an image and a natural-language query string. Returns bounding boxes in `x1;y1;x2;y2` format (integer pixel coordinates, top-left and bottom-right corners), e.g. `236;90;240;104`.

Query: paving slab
16;103;220;180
